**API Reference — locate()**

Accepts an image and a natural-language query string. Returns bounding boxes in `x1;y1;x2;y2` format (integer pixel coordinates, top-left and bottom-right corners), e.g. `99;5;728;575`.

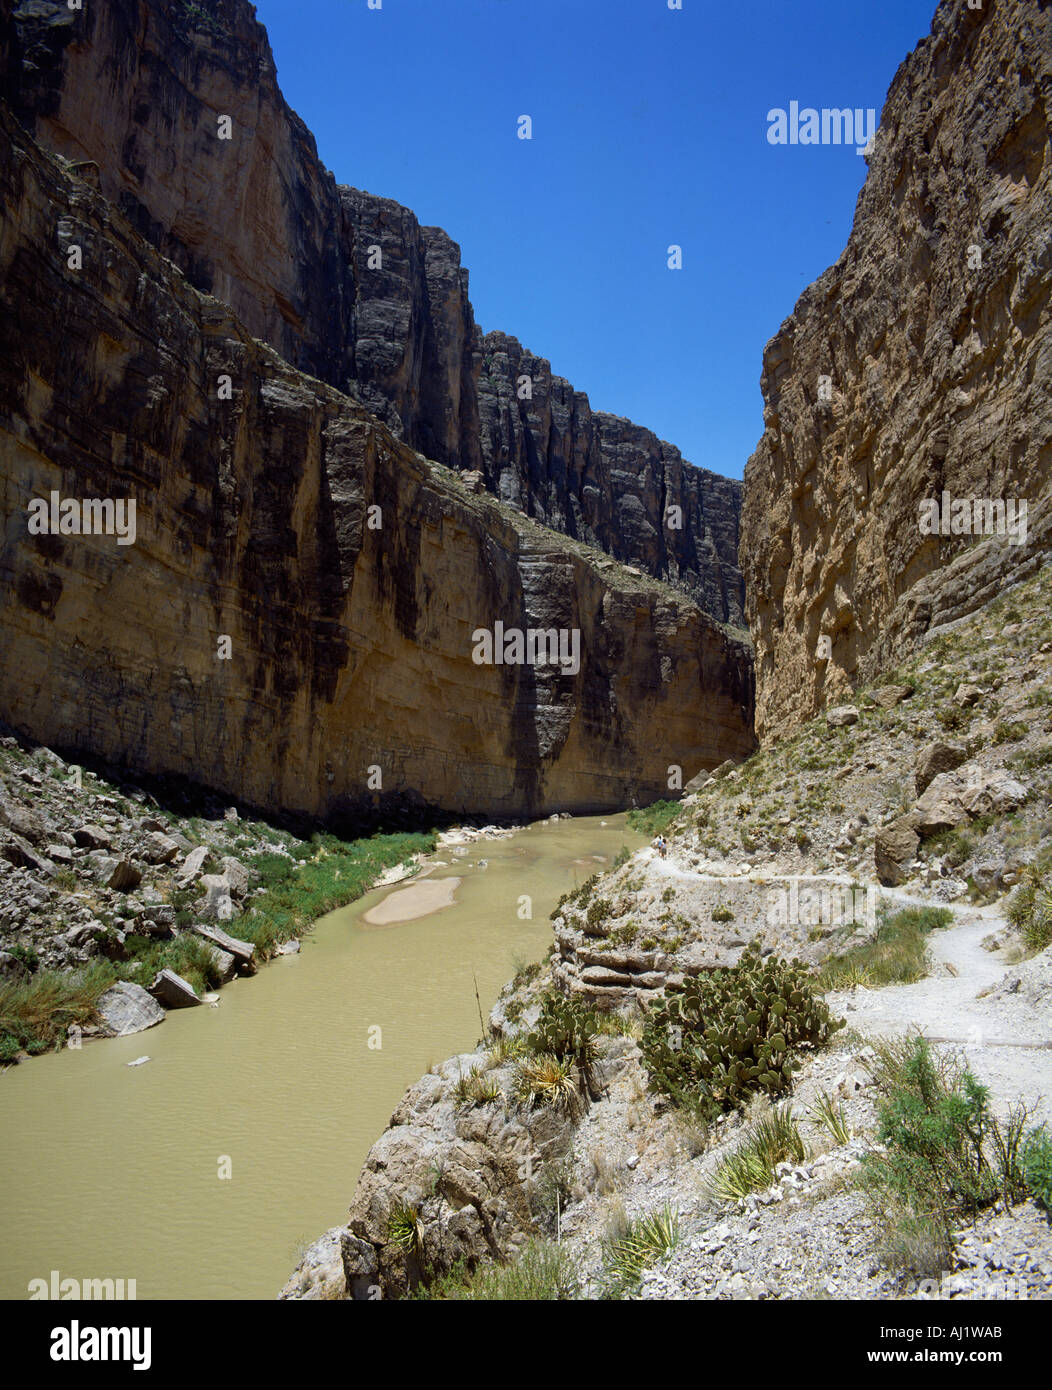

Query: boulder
130;904;176;938
206;945;237;983
1;832;55;875
62;922;107;953
0;794;47;845
826;706;859;728
869;685;913;710
954;683;983;708
911;772;970;837
193;922;256;972
142;832;181;864
148;968;202;1009
219;856;251;900
0;950;29;981
959;769;1027;818
73;824;113;849
176;844;210;887
47;843;74;866
875;819;920;886
95;981;165;1036
95;857;143;892
913;764;1028;837
915;741;967;796
278;1227;348;1300
198;874;237;921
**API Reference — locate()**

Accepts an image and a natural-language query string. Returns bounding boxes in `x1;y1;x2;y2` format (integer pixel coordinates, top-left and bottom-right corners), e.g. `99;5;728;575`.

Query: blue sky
253;0;937;481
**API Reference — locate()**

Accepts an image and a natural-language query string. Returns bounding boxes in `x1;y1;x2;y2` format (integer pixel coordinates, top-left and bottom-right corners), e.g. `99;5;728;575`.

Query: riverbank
0;732;435;1061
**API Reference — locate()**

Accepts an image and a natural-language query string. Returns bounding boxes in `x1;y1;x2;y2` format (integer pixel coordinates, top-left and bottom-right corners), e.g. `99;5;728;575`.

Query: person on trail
654;834;667;859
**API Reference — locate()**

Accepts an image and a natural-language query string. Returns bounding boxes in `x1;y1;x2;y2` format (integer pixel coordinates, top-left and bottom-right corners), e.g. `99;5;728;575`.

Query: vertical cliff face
5;0;744;624
0;91;754;820
742;0;1052;742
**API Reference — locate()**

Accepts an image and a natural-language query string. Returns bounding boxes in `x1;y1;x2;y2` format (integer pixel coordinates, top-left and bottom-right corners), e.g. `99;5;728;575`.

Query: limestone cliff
5;0;743;623
742;0;1052;742
0;103;754;822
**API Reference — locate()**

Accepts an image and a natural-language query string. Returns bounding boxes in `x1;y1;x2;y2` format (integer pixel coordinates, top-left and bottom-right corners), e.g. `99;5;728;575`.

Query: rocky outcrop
0;103;754;823
4;0;744;623
743;0;1052;741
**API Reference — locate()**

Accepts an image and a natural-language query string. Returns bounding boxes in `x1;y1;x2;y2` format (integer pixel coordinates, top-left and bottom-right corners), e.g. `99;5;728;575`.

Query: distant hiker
654;835;667;859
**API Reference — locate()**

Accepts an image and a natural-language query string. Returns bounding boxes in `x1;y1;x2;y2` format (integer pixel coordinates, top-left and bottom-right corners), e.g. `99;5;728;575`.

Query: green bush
626;799;681;837
1023;1126;1052;1214
818;905;953;990
417;1237;581;1301
599;1203;680;1298
640;942;843;1119
861;1036;1034;1274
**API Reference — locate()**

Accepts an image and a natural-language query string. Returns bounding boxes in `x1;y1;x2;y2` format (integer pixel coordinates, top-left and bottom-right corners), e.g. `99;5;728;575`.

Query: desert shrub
640;941;843;1119
1023;1126;1052;1213
0;960;116;1060
453;1065;501;1107
513;1054;577;1111
711;903;734;923
860;1036;1035;1275
417;1238;581;1301
817;905;953;990
626;799;681;837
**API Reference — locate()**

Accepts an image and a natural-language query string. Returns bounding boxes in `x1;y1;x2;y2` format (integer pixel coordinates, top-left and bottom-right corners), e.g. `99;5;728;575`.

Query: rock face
0;92;755;823
4;0;744;624
742;0;1052;742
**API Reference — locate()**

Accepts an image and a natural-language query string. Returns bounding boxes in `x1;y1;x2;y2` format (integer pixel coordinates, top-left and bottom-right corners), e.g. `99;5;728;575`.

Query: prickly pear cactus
640;941;844;1117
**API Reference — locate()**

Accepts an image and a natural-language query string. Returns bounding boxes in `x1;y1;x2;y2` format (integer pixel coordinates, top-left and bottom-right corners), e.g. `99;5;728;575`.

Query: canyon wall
742;0;1052;742
4;0;743;624
0;101;754;822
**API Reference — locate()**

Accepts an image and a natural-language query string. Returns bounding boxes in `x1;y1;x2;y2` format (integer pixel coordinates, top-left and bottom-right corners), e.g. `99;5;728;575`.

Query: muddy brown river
0;814;642;1300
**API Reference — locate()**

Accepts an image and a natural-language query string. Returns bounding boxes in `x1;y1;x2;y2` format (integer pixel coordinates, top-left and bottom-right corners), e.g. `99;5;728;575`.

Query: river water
0;814;641;1300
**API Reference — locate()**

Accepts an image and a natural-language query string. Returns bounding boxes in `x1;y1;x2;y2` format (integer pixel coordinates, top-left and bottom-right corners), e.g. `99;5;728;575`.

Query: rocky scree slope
743;0;1052;741
0;96;755;823
2;0;744;622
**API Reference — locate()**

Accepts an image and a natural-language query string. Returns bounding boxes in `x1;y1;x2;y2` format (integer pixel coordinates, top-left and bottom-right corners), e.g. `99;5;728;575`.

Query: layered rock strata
4;0;744;621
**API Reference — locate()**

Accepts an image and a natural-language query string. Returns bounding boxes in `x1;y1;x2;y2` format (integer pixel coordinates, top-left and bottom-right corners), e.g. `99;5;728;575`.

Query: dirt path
829;895;1052;1124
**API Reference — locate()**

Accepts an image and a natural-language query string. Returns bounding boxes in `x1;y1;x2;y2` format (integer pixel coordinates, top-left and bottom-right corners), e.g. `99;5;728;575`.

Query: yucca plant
526;993;603;1100
600;1203;680;1297
453;1065;501;1107
808;1088;851;1146
514;1054;578;1111
486;1033;526;1067
388;1201;425;1258
709;1104;807;1203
